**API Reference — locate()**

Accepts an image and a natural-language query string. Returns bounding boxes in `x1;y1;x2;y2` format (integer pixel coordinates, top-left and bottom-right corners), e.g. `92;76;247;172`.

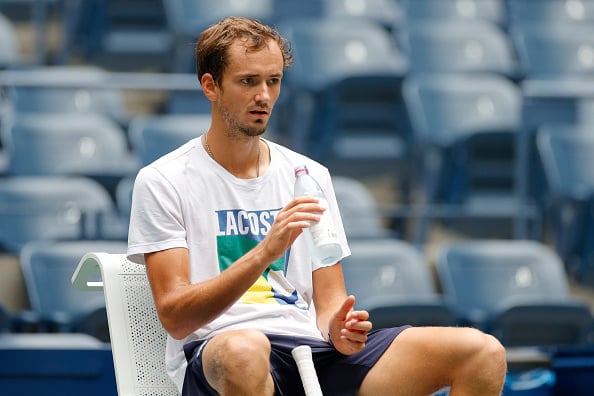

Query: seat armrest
72;253;105;291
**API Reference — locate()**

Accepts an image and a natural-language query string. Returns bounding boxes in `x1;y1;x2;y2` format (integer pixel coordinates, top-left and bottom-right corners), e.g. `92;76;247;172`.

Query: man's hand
328;295;372;355
259;196;324;261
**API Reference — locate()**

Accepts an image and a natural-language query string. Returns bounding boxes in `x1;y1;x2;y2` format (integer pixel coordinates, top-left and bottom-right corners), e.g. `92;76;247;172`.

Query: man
128;16;507;395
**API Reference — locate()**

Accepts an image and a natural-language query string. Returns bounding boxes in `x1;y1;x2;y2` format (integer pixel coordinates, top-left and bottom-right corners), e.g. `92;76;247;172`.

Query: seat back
536;125;594;282
6;66;129;125
284;18;406;91
5;113;139;178
403;21;519;77
0;176;125;253
511;23;594;79
403;73;522;144
73;252;179;396
506;0;594;26
322;0;404;31
128;114;211;166
331;176;391;239
19;240;127;339
342;239;456;327
537;124;594;199
0;12;21;68
402;0;506;27
437;240;574;322
164;0;274;72
436;240;594;346
403;73;521;203
280;18;410;178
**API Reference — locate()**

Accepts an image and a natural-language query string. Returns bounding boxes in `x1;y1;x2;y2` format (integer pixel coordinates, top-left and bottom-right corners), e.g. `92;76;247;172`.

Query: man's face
216;39;284;138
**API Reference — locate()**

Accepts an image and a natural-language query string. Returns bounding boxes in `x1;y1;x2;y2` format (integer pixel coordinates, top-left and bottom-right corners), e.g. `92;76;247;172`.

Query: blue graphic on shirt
215;208;300;306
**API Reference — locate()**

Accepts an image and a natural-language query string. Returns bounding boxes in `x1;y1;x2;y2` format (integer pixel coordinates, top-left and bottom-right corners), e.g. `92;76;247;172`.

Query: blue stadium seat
128;114;211;166
58;0;173;70
332;176;396;240
279;18;411;187
4;65;130;126
436;239;594;347
402;73;538;242
164;0;274;72
506;0;594;27
342;239;457;328
115;176;134;228
0;176;127;253
322;0;404;31
4;113;140;196
537;124;594;284
511;23;594;79
0;12;22;69
18;240;127;340
402;0;507;27
402;20;520;78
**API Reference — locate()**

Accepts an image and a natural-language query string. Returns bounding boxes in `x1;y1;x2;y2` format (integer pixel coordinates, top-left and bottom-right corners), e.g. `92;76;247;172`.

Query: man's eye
268;78;280;85
240;78;252;84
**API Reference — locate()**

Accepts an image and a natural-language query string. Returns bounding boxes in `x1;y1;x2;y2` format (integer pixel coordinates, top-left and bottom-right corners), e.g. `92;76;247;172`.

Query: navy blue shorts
182;326;410;396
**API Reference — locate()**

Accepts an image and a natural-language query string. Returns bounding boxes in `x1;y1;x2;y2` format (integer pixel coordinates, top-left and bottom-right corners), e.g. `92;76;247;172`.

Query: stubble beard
218;101;268;139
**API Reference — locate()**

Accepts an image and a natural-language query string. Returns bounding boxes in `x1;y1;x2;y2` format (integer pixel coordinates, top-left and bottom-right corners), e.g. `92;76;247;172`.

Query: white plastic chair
72;252;180;396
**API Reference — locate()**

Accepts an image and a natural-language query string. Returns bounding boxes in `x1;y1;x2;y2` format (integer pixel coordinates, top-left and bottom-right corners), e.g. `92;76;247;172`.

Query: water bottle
294;165;342;265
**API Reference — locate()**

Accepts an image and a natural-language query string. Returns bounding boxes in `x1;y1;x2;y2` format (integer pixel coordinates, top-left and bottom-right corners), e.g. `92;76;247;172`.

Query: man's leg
359;327;507;396
201;329;275;396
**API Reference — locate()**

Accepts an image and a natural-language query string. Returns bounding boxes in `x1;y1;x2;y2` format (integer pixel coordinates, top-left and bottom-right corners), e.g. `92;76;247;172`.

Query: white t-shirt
127;137;350;390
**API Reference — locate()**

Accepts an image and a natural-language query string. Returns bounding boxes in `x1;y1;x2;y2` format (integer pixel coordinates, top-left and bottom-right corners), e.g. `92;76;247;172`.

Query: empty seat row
3;235;592;349
332;238;594;347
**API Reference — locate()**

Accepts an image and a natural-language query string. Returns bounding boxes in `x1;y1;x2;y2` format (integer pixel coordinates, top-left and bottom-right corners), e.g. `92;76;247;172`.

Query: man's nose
255;83;271;102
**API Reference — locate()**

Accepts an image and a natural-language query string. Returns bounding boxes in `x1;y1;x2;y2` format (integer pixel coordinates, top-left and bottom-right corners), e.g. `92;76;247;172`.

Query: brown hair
195;16;293;86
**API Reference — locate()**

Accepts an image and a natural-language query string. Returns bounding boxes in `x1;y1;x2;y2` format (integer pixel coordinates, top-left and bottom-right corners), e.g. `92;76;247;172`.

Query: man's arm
145;196;325;340
313;263;373;355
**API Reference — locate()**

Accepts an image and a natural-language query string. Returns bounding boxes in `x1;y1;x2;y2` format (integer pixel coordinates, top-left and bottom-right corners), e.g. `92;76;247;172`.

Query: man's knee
213;330;271;370
204;329;272;388
460;329;507;383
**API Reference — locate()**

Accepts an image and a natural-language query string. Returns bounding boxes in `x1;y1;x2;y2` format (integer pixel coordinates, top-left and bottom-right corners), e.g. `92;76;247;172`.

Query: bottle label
308;197;339;246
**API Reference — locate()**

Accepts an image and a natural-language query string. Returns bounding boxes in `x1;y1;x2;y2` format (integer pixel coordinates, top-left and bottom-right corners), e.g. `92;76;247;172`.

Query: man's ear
201;73;218;101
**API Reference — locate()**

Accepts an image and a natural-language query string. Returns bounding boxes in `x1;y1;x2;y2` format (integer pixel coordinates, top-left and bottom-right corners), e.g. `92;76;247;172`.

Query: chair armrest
72;253;105;291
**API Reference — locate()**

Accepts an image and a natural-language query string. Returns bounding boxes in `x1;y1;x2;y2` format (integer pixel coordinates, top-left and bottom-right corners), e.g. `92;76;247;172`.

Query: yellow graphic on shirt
239;275;276;304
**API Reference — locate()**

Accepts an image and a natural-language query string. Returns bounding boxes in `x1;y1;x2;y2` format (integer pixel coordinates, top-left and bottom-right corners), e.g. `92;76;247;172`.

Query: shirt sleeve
127;166;188;264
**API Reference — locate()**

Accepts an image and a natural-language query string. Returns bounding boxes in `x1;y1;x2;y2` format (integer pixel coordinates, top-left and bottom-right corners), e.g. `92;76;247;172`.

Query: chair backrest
5;113;140;178
19;240;127;340
511;22;594;79
0;12;21;68
73;252;180;396
403;73;521;203
0;176;125;253
436;240;574;322
21;240;127;315
283;18;406;91
537;124;594;200
322;0;404;31
401;0;507;27
6;66;129;124
280;18;410;172
403;73;522;145
506;0;594;26
128;114;211;166
403;21;519;77
343;239;436;302
331;176;391;239
342;239;457;327
164;0;274;30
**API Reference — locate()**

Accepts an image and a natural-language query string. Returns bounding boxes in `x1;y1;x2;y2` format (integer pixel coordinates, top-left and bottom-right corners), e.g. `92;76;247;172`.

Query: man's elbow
156;304;195;340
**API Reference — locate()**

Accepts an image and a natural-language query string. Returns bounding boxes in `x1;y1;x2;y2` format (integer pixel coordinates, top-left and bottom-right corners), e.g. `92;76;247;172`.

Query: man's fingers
335;295;356;320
